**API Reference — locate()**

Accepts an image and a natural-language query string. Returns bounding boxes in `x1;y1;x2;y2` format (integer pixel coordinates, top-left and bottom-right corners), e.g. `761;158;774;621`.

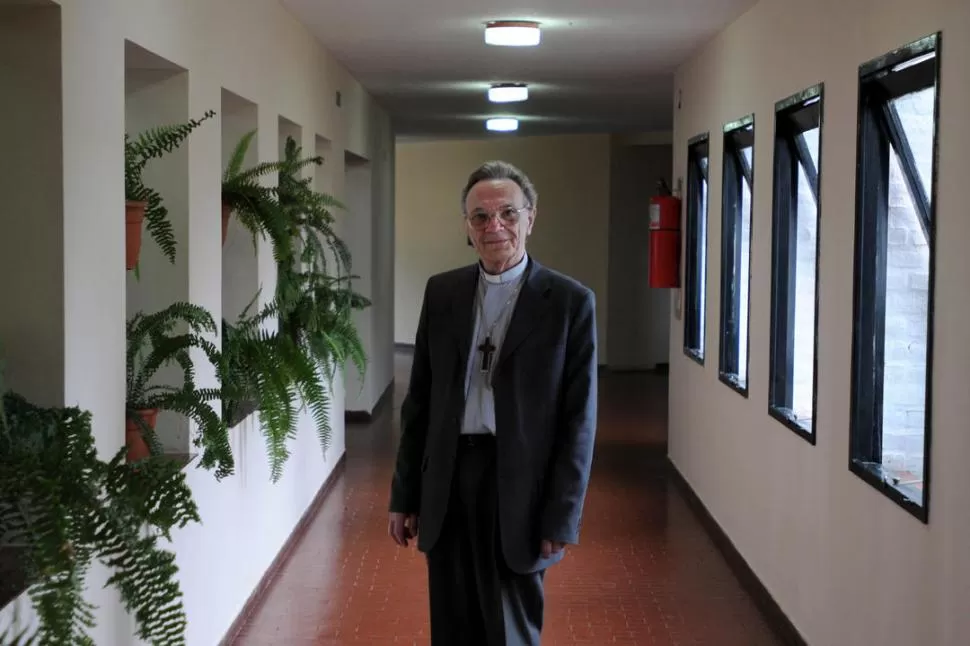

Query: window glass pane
791;130;819;422
891;87;936;204
720;130;752;391
698;168;708;354
800;128;819;169
685;143;710;359
881;145;930;488
738;146;753;385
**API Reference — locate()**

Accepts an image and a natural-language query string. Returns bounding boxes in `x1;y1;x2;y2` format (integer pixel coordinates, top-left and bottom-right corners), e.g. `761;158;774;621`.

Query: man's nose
484;214;504;232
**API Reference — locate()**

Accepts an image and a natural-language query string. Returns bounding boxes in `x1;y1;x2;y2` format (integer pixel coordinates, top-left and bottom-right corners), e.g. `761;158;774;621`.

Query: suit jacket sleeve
541;288;598;545
388;279;432;514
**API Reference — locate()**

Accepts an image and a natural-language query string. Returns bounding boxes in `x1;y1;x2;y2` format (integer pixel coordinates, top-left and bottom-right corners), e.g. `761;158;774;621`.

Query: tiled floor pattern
232;355;782;645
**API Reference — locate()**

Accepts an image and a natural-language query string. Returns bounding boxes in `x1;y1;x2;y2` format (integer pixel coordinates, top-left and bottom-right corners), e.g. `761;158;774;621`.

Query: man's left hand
540;539;566;558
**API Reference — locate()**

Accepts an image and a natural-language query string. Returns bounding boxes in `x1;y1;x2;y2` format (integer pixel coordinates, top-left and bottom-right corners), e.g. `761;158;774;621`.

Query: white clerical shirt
461;254;528;435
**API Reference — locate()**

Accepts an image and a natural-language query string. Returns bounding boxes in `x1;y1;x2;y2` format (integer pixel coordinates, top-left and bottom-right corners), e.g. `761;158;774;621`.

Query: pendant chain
476;277;522;375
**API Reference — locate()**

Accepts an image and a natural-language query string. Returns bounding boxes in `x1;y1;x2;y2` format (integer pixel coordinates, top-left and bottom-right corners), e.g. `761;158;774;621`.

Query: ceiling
282;0;754;138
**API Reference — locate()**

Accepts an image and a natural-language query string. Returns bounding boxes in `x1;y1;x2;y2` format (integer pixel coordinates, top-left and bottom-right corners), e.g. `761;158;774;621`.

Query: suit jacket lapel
496;258;551;372
450;264;479;371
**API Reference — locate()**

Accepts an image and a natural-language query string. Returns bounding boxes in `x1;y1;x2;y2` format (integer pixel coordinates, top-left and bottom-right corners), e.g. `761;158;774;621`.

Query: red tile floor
231;355;783;645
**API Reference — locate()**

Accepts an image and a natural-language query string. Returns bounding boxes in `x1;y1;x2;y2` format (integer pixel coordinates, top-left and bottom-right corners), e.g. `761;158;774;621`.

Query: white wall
170;372;347;646
668;1;969;645
0;1;394;644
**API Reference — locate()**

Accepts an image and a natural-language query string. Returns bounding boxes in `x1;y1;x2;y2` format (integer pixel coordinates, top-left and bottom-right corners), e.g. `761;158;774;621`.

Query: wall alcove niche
221;88;260;329
311;133;349;417
315;135;334;196
0;0;63;619
124;40;193;457
279;115;303;160
314;134;348;292
311;134;335;261
278;115;304;280
343;151;375;414
313;135;336;268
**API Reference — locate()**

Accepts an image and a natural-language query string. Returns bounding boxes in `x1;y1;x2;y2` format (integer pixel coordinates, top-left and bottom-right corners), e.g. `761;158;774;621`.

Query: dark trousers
426;434;545;646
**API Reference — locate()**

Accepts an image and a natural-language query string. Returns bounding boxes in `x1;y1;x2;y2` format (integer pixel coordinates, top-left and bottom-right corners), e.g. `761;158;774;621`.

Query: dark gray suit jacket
389;257;598;574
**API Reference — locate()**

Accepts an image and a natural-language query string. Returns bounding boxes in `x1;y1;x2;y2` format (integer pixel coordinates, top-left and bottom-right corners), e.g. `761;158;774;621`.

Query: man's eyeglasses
466;206;530;229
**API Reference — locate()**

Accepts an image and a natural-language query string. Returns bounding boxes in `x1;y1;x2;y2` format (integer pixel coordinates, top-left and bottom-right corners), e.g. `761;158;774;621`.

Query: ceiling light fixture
488;83;529;103
484;20;541;47
486;117;519;132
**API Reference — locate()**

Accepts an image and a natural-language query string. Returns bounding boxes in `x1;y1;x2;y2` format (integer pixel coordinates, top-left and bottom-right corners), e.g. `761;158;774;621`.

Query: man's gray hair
460;160;538;214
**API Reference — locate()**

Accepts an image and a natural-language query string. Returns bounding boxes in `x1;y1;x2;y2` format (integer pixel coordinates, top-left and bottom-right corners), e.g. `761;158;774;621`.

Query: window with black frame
719;117;754;394
683;134;710;363
850;33;940;521
769;86;823;442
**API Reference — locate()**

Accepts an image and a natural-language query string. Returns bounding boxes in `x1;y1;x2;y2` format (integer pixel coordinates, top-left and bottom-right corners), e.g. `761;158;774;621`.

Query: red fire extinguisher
648;178;681;288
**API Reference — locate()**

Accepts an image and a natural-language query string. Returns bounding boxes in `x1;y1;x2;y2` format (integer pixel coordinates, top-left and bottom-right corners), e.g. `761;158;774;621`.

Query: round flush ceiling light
484;20;541;47
486;117;519;132
488;83;529;103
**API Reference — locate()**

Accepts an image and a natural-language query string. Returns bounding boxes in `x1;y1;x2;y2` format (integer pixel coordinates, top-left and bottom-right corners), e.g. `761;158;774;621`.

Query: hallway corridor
231;354;782;645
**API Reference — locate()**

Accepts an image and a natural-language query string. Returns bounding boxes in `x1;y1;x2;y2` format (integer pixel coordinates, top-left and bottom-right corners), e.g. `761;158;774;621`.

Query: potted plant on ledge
0;365;201;645
126;301;233;480
125;110;215;270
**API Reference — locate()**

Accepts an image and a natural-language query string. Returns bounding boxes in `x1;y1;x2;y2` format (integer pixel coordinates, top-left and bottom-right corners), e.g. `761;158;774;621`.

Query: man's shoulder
534;262;594;303
425;264;477;293
420;265;477;306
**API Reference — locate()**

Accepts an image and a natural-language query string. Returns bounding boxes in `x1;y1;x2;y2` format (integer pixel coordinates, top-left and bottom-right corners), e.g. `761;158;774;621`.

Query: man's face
464;178;535;273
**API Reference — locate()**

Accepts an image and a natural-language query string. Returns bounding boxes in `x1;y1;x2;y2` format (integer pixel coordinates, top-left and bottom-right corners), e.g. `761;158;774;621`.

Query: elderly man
388;160;598;646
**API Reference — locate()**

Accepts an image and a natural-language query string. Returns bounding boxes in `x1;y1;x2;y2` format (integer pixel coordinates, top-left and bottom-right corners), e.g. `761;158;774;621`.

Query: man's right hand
388;512;419;547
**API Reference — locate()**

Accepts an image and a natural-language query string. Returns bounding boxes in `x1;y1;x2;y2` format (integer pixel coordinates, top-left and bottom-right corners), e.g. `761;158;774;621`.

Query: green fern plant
125;110;215;263
221;131;360;295
276;139;347;267
219;298;327;482
217;133;369;480
220;129;289;252
272;136;369;372
0;369;201;645
126;302;233;480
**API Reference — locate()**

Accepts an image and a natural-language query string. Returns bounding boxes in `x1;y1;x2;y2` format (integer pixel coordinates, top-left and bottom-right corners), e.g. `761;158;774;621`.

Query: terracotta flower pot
221;202;232;245
125;408;159;463
125;200;148;270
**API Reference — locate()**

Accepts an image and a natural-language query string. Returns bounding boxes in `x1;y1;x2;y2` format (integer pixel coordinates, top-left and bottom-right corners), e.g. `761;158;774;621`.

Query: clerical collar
480;254;528;285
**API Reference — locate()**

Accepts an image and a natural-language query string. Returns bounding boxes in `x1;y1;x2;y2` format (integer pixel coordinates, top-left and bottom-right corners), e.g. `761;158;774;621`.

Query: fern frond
141;187;177;264
223;129;257;182
124;111;214;263
1;386;200;645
